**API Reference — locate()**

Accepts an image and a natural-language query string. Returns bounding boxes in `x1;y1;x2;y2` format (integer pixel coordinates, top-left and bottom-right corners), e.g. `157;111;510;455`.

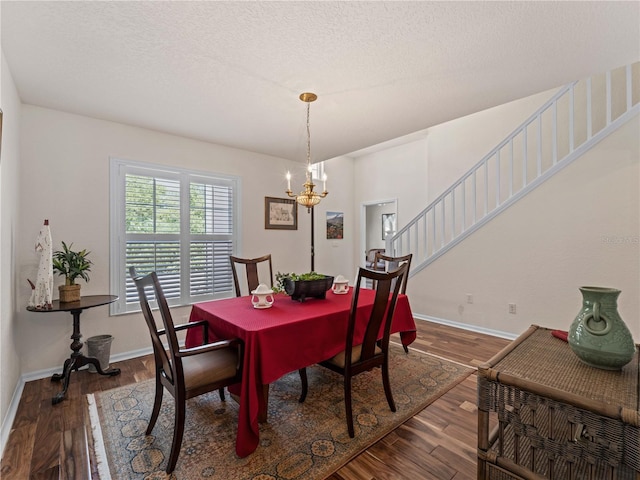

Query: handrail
388;63;639;276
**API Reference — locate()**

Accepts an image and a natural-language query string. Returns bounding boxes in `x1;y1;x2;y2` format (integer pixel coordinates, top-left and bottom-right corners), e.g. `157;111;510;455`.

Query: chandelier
286;92;328;210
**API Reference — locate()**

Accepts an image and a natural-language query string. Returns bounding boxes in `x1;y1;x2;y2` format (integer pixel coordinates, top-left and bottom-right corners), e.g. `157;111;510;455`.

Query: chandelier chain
306;102;312;168
285;92;328;210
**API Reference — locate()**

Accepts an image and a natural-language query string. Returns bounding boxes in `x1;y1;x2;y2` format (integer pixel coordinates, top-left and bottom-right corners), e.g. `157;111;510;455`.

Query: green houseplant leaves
52;241;93;286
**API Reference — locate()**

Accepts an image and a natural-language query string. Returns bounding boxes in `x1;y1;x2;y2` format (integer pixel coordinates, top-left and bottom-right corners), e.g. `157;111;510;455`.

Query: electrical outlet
466;294;473;304
508;303;517;314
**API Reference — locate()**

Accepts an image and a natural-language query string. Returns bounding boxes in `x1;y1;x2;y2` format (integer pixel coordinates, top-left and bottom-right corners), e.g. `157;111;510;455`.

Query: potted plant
52;241;93;302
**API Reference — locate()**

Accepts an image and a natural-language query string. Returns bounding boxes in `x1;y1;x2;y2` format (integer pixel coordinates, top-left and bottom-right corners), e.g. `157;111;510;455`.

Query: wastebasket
86;334;113;373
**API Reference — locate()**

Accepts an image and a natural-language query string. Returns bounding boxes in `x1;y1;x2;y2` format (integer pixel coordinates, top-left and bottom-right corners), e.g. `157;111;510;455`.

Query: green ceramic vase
568;286;635;370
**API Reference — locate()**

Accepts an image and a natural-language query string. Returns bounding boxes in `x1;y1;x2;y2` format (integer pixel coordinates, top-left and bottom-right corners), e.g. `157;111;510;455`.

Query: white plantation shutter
188;181;234;296
110;159;239;314
125;241;182;303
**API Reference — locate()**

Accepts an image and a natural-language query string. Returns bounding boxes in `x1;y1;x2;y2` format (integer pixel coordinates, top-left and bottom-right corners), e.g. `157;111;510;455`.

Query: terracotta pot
59;284;81;303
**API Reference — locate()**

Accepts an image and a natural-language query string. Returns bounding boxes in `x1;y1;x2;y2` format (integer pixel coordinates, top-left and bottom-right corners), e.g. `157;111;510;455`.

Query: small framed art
265;197;298;230
326;211;344;239
382;213;396;240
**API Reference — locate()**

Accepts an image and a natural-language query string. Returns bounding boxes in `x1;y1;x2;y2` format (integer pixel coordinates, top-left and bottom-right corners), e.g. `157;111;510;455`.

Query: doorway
360;199;397;267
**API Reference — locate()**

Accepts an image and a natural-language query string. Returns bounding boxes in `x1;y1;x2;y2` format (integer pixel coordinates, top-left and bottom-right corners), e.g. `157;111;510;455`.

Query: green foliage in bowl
274;271;327;293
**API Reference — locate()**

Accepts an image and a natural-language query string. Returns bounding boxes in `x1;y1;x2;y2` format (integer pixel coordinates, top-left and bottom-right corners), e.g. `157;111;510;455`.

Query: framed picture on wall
326;211;344;239
382;213;396;240
265;197;298;230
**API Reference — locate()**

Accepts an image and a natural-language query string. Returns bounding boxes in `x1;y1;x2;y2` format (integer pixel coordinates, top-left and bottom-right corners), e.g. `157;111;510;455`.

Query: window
110;159;239;314
310;161;325;182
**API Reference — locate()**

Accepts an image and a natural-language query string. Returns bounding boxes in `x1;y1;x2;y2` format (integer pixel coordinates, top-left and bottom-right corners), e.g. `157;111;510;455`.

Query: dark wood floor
0;320;511;479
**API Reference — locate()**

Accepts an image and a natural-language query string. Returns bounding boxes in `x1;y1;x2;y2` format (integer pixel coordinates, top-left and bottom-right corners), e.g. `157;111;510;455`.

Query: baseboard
0;376;25;459
1;345;154;460
413;313;519;341
20;345;154;383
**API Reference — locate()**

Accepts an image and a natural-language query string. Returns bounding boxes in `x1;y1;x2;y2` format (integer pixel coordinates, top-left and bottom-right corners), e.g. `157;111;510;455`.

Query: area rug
88;344;473;479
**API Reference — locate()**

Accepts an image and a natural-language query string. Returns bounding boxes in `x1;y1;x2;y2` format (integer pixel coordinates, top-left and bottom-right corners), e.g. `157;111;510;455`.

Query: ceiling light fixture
286;92;328;211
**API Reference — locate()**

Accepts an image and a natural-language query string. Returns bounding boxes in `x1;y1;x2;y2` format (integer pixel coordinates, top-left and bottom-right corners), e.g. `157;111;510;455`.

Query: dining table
185;287;416;458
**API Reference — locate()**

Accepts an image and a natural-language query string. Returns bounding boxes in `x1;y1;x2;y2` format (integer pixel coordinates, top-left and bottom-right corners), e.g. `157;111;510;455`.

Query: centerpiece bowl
281;273;334;302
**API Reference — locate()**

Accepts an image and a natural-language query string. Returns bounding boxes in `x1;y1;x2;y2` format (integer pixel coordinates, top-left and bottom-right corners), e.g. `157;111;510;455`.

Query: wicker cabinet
477;325;639;480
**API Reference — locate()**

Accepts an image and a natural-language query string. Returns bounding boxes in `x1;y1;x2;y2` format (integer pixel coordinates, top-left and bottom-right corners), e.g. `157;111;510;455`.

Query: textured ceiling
2;1;639;162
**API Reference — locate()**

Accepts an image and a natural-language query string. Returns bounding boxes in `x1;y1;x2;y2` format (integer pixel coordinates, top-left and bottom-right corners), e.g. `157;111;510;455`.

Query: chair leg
344;375;355;438
218;387;226;401
146;376;164;435
381;359;396;413
166;397;186;474
298;368;308;403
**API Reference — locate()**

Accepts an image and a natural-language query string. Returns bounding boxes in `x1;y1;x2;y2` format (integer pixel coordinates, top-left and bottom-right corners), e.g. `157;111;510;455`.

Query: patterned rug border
310;359;473;475
89;346;474;480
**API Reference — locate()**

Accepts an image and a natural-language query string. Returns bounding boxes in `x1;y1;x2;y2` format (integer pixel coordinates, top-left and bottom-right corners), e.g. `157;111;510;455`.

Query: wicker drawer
477;325;639;480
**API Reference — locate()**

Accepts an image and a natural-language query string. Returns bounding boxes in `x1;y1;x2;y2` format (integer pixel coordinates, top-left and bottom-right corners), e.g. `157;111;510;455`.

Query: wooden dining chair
364;248;385;269
228;255;308;409
130;267;243;473
373;252;413;352
373;252;413;294
230;254;273;297
299;263;409;437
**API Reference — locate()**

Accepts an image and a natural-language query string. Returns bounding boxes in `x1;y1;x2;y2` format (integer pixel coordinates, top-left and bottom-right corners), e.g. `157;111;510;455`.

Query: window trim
109;157;241;315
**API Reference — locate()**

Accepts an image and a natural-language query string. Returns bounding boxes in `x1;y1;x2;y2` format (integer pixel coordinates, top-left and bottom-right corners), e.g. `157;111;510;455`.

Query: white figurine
34;219;53;309
27;279;36;308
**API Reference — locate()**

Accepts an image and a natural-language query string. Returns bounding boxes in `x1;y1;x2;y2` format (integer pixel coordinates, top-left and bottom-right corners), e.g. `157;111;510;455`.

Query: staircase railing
387;62;639;276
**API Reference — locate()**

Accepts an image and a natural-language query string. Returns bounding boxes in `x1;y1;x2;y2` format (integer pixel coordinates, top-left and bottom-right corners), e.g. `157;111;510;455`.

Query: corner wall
0;51;23;452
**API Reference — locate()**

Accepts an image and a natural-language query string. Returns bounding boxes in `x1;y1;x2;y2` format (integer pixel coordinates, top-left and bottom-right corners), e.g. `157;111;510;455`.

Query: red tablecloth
186;288;416;457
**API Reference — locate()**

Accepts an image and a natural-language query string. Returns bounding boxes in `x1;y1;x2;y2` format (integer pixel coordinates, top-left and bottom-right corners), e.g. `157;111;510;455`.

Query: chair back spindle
373;252;413;294
349;264;407;365
300;263;409;437
130;267;178;383
230;254;274;297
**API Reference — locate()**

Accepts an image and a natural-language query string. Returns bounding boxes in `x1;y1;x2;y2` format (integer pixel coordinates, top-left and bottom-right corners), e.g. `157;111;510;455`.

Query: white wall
15;106;354;373
409;116;639;340
425;89;555;202
353;138;430;266
313;155;355;278
353;90;639;341
0;52;23;449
